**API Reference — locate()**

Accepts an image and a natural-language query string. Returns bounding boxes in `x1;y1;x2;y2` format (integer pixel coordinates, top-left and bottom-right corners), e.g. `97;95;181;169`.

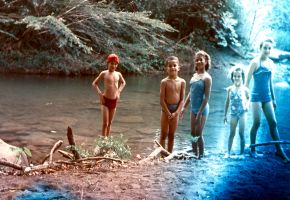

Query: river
0;68;290;161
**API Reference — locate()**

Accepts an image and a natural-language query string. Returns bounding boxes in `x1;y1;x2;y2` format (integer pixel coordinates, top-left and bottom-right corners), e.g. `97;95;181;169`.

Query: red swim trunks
102;96;117;109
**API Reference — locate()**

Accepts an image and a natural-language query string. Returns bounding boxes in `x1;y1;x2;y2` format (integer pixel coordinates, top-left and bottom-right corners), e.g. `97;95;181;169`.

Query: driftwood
67;126;81;160
250;140;290;148
139;140;171;164
41;140;63;164
0;160;24;171
58;150;74;160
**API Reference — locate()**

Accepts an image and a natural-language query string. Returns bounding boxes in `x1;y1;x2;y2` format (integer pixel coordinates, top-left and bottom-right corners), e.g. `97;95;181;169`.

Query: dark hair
259;38;274;49
230;67;245;83
195;50;211;71
165;56;179;67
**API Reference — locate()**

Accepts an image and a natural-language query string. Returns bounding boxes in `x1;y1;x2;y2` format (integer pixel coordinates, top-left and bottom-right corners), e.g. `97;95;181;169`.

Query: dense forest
0;0;289;75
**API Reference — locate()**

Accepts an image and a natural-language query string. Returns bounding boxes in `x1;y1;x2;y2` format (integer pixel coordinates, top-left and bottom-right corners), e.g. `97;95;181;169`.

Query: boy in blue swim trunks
159;56;186;153
92;54;126;137
224;66;250;157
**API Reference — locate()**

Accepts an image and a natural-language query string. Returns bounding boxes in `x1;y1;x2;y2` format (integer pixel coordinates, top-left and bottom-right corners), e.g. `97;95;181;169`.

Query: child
159;56;186;153
245;38;289;162
181;50;212;159
92;53;126;137
224;66;250;157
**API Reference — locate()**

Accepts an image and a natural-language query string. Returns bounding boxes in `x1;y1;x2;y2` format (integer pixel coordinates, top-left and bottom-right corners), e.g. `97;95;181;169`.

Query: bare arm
160;80;171;117
176;80;186;114
269;70;276;109
245;60;257;88
224;88;230;124
92;71;105;96
117;72;126;98
197;76;212;116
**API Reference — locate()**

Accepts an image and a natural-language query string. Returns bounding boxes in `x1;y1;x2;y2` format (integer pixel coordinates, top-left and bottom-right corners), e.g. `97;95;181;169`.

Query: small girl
224;66;250;157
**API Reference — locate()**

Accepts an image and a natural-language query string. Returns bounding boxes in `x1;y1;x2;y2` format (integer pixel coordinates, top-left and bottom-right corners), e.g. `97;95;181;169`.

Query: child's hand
224;116;227;124
180;108;185;120
99;94;105;104
169;112;177;119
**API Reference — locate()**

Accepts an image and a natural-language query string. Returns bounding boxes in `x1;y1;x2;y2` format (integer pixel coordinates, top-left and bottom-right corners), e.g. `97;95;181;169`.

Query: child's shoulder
177;76;186;82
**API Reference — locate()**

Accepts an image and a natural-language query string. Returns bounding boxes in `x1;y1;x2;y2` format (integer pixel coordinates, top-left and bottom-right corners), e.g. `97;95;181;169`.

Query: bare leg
101;105;109;136
197;115;207;158
250;103;261;153
262;102;289;162
228;117;238;155
167;116;178;153
190;112;198;156
106;108;116;137
160;111;169;150
238;114;246;154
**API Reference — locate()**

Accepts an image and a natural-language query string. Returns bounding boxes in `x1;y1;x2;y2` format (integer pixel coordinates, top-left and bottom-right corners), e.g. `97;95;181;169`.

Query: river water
0;67;290;161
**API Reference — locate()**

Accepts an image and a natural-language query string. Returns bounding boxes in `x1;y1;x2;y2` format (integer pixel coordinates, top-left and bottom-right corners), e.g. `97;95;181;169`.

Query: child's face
107;62;118;72
166;60;180;76
195;55;206;70
233;70;243;85
260;42;272;57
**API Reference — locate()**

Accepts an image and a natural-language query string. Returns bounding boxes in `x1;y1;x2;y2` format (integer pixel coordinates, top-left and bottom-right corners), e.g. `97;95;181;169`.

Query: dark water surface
0;70;290;160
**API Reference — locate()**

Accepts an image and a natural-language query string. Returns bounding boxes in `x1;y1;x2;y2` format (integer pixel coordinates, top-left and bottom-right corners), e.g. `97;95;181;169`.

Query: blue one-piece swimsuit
251;65;272;103
230;89;247;118
190;79;209;116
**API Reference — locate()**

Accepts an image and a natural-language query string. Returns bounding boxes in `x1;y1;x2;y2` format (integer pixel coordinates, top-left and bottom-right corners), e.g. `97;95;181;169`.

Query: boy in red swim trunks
92;54;126;136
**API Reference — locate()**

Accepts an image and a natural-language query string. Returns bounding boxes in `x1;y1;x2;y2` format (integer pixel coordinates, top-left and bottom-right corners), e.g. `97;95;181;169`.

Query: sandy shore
1;148;290;200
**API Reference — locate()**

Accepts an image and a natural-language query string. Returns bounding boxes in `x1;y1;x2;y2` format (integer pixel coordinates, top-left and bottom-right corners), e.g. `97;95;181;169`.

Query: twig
58;0;88;18
75;157;123;163
154;140;171;156
41;140;63;164
49;140;63;164
0;159;24;170
250;141;290;148
57;150;74;160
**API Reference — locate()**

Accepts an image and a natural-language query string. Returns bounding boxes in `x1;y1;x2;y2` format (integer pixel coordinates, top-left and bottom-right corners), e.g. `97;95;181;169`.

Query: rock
0;139;29;169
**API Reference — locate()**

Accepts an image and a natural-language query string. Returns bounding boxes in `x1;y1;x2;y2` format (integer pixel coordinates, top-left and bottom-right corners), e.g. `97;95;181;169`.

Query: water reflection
0;70;289;161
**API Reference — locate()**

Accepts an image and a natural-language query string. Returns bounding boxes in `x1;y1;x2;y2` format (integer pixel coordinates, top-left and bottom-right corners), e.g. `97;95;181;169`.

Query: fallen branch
250;140;290;148
67;126;81;160
41;140;63;164
49;140;63;164
0;159;24;170
57;150;74;160
75;156;123;163
139;141;171;164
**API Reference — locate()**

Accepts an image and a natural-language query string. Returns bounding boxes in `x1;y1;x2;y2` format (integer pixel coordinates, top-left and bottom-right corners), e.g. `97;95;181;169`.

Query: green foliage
0;0;177;73
95;134;132;159
134;0;241;48
65;145;91;158
9;146;32;158
18;15;92;56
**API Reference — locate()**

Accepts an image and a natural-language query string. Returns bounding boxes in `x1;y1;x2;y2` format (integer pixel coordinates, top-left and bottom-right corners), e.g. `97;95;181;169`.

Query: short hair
165;56;179;67
195;50;211;71
259;38;274;49
230;66;245;83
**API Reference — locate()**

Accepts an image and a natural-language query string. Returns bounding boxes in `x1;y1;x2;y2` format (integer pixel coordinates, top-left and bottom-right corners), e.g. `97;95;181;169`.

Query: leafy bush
94;134;132;159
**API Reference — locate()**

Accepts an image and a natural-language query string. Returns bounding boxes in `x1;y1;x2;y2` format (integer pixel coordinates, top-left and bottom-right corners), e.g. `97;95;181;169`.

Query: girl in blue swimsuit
246;38;289;162
224;66;250;157
181;50;212;159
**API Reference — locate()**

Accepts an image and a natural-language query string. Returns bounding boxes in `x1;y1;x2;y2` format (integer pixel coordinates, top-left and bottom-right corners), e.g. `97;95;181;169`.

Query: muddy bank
1;149;290;200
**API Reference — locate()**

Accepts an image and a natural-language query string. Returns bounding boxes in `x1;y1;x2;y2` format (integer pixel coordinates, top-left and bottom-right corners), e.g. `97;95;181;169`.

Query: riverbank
1;148;290;199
